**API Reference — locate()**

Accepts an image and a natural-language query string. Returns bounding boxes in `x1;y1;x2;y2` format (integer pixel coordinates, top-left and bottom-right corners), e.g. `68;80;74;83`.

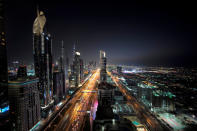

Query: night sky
6;0;197;67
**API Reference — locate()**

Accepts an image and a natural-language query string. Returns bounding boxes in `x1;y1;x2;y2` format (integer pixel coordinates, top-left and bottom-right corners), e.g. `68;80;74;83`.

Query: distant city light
123;70;135;73
112;119;115;125
13;61;19;64
0;106;9;113
27;69;35;76
57;102;63;107
76;52;80;56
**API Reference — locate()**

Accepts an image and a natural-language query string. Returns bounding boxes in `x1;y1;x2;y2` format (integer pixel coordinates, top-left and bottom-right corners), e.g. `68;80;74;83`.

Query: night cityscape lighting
0;0;197;131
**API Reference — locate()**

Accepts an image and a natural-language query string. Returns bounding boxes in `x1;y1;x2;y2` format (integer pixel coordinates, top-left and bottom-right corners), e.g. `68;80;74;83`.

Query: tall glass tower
59;40;66;97
100;50;107;82
0;0;9;114
73;52;81;87
33;9;53;115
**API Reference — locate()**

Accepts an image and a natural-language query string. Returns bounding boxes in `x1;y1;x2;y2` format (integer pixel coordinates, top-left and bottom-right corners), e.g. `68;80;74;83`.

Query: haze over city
6;0;197;66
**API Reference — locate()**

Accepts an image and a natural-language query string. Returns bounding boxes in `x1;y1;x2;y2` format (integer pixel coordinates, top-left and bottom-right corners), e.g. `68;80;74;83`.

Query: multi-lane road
47;69;100;131
108;71;166;131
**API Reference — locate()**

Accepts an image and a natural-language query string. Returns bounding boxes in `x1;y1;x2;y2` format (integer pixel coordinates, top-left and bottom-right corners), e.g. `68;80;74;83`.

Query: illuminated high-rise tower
59;40;64;72
9;66;40;130
73;52;81;87
53;41;67;103
65;54;69;78
33;8;53;115
69;51;81;88
0;0;9;117
72;43;76;61
79;58;84;82
100;50;107;82
59;40;66;96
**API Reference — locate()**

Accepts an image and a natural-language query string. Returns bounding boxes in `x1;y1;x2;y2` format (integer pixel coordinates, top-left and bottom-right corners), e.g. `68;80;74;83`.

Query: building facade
58;41;66;96
79;58;84;82
0;0;9;115
98;83;114;106
17;65;27;78
117;66;122;74
100;50;107;82
53;71;65;104
9;78;40;131
33;9;53;111
70;52;81;87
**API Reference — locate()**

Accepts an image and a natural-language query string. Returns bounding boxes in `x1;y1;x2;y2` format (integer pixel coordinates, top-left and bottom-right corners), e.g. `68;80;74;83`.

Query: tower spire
36;5;39;16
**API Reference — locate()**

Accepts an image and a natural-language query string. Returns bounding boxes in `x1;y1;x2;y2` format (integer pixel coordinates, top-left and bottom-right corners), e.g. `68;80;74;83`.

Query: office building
17;65;27;78
93;83;135;131
59;40;64;73
65;56;69;77
97;82;115;106
72;43;76;61
0;0;9;128
9;77;40;131
79;58;84;82
58;41;66;96
100;50;107;82
33;9;53;113
137;82;175;112
71;51;81;87
117;66;122;74
0;0;8;111
53;70;65;104
53;42;66;104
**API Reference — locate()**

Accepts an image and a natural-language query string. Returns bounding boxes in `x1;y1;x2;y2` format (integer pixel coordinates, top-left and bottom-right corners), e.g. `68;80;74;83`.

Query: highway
108;71;166;131
47;69;100;131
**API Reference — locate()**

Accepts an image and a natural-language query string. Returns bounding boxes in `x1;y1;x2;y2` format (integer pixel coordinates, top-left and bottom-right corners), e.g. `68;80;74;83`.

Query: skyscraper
69;51;81;88
54;40;66;99
73;52;81;87
100;50;107;82
60;41;66;96
53;69;65;104
17;65;27;78
33;9;53;115
0;0;9;126
79;58;84;82
9;77;40;131
65;55;69;80
117;66;122;74
59;40;64;72
72;43;76;61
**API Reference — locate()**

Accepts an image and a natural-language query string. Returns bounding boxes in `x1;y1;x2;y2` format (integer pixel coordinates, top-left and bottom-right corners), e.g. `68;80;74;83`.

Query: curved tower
33;9;53;117
33;9;46;35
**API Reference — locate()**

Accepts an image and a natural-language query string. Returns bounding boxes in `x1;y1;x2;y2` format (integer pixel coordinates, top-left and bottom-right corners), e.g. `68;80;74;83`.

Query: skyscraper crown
33;9;46;35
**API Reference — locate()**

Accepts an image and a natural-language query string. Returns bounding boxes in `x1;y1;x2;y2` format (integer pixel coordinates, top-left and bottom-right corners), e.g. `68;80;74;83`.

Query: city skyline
6;1;197;67
1;1;197;131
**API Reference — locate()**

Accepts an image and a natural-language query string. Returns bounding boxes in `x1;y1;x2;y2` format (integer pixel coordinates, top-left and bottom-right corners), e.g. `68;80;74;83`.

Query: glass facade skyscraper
73;52;81;87
33;9;53;114
0;0;9;115
100;50;107;82
9;78;40;131
59;41;66;97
